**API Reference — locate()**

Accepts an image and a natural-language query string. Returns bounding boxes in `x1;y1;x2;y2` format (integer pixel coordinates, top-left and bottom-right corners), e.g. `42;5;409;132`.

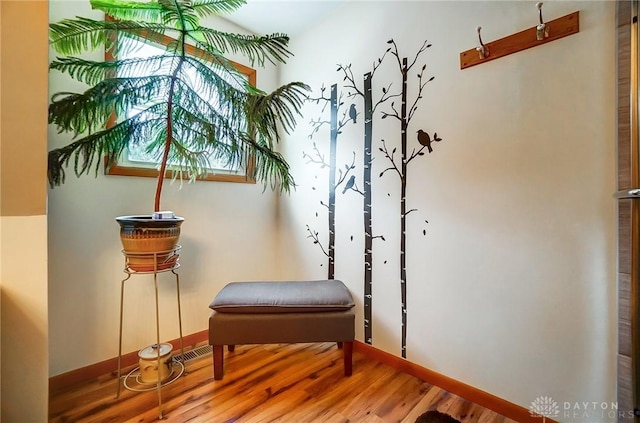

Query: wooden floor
49;343;518;423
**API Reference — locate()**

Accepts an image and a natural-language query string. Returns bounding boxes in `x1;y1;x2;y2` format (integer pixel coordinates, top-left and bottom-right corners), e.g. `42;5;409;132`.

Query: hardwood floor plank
357;415;390;423
452;401;483;422
401;385;447;423
315;360;393;410
373;374;430;421
478;409;506;423
338;365;407;421
49;343;521;423
240;387;313;422
269;398;350;423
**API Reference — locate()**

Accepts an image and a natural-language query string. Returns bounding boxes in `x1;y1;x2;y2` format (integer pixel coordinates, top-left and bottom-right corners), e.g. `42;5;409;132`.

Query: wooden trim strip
460;11;579;70
353;341;556;423
617;0;636;414
48;330;209;394
106;163;257;184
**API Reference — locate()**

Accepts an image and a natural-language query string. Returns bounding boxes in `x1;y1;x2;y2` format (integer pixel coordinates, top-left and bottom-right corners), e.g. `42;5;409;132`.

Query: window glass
107;33;257;183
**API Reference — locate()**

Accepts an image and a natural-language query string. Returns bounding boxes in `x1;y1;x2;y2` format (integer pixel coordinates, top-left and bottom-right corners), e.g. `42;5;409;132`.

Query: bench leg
343;341;353;376
337;342;343;349
213;345;224;380
228;345;235;352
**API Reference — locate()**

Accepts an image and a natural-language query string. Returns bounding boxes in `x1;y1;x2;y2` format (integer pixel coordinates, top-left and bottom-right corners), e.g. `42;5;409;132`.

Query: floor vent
173;344;212;363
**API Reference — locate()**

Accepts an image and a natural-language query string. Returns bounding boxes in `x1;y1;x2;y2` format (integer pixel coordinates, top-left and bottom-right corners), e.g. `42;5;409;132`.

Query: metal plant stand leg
173;269;185;366
116;273;131;399
115;247;184;420
153;266;163;418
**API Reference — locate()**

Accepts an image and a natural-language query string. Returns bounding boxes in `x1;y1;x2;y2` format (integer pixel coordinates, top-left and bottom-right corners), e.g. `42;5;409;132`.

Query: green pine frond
49;17;112;55
246;81;309;145
190;0;246;17
241;133;294;192
110;55;174;78
90;0;164;23
189;29;292;67
50;57;116;86
184;54;250;101
90;0;202;31
49;76;171;135
50;17;167;55
181;56;247;104
157;0;200;31
170;102;237;146
50;55;171;86
48;116;164;187
167;142;213;181
172;120;240;168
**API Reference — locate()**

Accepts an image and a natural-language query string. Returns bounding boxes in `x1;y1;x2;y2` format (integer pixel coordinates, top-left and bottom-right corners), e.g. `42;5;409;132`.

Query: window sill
106;163;256;184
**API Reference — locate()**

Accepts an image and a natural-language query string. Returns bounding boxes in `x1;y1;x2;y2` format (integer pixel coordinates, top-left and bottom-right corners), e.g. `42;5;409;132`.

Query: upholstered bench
208;280;355;380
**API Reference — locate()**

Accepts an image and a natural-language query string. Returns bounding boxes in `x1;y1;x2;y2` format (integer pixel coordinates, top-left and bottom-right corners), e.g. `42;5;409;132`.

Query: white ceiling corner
223;0;346;37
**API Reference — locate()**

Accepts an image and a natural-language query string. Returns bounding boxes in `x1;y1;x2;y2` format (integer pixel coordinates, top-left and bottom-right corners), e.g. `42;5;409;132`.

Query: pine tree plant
48;0;309;212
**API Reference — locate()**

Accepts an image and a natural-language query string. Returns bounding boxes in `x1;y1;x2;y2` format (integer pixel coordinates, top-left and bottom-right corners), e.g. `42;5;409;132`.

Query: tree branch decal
304;83;357;278
379;38;443;358
305;225;329;258
302;38;442;352
335;46;391;345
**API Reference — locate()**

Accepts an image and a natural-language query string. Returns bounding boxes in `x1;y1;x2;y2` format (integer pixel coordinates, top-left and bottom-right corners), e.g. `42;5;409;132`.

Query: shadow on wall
1;287;48;422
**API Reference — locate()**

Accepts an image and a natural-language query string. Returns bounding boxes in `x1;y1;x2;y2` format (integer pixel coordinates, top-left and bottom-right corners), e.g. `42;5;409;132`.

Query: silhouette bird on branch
417;130;442;153
349;104;357;123
417;130;433;153
342;175;355;194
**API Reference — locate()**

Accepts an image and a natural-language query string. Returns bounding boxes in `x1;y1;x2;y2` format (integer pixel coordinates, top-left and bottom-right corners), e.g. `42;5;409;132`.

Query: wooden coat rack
460;9;580;70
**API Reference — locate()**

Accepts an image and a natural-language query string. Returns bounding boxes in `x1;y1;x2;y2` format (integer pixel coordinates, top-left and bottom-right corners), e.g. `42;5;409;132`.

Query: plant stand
116;246;185;420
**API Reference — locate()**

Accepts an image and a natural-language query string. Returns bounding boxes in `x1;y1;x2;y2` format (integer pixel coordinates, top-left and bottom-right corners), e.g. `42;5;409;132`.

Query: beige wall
0;0;49;421
1;1;48;217
44;1;619;421
279;1;617;420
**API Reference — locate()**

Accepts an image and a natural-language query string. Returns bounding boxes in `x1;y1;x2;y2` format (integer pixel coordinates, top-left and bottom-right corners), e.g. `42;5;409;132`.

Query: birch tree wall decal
305;83;357;278
379;38;442;358
338;57;392;345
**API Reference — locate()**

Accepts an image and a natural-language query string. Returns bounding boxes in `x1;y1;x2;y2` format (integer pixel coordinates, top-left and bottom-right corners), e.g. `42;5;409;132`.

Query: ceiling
223;0;345;36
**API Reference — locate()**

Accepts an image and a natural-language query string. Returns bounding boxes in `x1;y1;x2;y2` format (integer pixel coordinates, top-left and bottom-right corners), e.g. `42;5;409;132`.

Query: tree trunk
328;84;338;279
363;72;373;344
154;36;186;213
400;58;408;359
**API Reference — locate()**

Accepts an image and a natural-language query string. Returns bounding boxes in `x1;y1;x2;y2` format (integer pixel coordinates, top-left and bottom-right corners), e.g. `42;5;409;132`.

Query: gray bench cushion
209;280;355;314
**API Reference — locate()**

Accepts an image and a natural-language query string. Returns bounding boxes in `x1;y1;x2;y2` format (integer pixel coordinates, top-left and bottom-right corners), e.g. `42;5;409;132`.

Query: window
105;31;257;184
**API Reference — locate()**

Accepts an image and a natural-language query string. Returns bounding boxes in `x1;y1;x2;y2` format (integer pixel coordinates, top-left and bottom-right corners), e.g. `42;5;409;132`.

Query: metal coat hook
536;2;549;40
475;26;489;59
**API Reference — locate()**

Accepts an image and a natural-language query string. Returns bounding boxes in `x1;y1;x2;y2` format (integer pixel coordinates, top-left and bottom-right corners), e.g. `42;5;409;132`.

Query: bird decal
342;175;355;194
417;130;442;153
349;104;357;124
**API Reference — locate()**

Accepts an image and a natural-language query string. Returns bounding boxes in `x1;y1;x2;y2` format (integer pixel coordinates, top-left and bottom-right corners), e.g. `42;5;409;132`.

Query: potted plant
47;0;308;270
